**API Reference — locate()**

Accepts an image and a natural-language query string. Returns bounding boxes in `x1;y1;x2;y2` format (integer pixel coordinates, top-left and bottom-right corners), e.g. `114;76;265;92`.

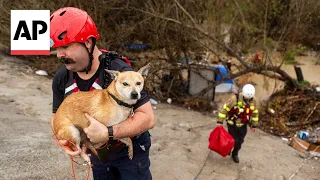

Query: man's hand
216;122;223;126
53;113;83;156
57;139;82;156
83;113;109;144
250;127;256;133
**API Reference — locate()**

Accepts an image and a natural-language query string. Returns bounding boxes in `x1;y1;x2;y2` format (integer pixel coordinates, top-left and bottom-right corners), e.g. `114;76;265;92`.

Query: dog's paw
128;150;133;160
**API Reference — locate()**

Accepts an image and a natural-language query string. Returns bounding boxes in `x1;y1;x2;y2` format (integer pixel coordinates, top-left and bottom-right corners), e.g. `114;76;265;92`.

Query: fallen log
285;119;320;127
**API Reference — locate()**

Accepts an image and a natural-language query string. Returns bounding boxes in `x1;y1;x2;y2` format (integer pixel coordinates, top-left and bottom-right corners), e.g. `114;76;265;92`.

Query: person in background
216;84;259;163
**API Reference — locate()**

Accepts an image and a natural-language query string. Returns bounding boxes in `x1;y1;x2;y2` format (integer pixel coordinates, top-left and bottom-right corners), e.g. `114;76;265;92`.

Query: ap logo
11;10;50;55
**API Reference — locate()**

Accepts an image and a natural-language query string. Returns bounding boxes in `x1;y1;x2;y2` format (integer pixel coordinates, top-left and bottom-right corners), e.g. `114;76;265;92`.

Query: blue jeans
90;132;152;180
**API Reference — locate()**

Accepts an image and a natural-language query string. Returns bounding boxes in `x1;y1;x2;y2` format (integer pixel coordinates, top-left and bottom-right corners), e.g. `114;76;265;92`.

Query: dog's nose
131;92;138;99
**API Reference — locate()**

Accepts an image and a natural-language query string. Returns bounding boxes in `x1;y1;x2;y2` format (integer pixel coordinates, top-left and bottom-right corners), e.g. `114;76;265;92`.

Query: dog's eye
123;82;129;86
136;82;141;86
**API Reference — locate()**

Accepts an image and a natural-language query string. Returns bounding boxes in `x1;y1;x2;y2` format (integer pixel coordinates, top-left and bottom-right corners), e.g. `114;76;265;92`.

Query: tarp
212;65;237;93
212;65;233;84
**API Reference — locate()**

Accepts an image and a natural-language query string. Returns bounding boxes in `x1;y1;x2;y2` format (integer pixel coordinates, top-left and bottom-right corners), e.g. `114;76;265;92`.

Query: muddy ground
0;53;319;180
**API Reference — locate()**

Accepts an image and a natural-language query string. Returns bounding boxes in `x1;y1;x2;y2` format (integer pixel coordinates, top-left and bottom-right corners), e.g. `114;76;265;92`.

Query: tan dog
52;64;150;165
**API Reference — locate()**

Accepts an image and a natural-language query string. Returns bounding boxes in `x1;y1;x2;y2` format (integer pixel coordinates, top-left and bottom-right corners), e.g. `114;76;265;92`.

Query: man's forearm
113;103;155;139
51;113;55;132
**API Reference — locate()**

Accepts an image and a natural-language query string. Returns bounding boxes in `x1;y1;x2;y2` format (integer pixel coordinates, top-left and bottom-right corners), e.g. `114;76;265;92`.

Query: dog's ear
105;69;120;80
138;63;151;77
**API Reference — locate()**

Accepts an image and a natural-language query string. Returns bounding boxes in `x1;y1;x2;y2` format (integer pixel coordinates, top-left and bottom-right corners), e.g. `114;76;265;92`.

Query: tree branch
129;7;250;69
174;0;196;25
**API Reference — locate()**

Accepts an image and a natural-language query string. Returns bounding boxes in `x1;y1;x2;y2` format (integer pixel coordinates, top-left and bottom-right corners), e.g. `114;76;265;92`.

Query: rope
194;150;211;180
51;134;92;180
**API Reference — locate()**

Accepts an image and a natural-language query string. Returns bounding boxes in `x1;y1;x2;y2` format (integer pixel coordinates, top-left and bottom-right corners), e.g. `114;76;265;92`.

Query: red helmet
50;7;99;48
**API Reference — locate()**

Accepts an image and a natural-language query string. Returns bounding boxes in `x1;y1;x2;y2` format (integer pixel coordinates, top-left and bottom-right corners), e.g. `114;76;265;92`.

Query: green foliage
299;80;310;86
295;45;309;56
284;49;298;64
284;46;309;64
292;79;310;86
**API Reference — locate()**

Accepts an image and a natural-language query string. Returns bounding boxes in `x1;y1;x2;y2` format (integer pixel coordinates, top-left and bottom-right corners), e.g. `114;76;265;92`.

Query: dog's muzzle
131;92;139;99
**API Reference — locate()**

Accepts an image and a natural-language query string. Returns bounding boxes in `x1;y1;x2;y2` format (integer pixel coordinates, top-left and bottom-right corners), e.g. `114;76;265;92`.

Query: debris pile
260;85;320;137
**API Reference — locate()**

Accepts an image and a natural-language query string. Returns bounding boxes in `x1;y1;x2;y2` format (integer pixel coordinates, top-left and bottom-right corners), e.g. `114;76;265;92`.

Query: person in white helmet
216;84;259;163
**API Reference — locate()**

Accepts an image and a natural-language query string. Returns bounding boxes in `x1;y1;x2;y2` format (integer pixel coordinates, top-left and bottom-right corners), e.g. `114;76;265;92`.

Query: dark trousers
90;132;152;180
91;151;151;180
227;124;247;156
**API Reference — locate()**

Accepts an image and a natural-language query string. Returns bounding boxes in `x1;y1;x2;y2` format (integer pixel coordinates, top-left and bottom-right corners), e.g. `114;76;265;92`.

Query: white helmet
242;84;255;99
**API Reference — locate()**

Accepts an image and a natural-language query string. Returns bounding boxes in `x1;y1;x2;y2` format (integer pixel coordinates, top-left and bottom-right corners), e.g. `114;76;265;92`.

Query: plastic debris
150;98;158;105
298;131;309;140
35;70;48;76
268;108;275;114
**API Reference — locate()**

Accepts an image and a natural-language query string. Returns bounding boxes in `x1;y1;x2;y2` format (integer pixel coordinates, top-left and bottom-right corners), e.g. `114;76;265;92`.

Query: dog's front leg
119;138;133;160
80;144;91;165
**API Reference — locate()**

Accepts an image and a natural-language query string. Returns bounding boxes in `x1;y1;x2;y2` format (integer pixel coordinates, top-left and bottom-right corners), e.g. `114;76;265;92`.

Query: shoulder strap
103;52;112;89
98;49;131;89
100;49;132;67
98;51;127;89
235;93;239;104
64;70;74;98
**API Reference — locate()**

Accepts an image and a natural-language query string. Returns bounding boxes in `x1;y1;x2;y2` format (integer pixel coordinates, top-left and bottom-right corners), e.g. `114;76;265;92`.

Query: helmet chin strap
243;96;252;106
80;38;96;74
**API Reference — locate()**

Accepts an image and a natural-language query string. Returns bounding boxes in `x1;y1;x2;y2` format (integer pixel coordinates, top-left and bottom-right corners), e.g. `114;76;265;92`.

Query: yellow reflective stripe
253;109;258;113
218;113;226;118
250;106;255;110
223;104;230;112
238;102;243;106
252;117;259;121
227;120;234;125
246;108;249;113
227;120;244;127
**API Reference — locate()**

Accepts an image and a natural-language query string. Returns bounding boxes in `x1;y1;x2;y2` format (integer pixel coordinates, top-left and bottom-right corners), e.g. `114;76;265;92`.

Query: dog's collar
108;92;135;108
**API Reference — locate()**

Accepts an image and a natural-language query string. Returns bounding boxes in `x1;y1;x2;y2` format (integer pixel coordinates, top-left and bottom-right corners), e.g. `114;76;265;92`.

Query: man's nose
56;48;65;58
131;91;138;99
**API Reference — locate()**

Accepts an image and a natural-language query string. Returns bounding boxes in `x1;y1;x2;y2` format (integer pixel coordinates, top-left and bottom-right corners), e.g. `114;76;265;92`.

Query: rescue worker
216;84;259;163
50;7;155;179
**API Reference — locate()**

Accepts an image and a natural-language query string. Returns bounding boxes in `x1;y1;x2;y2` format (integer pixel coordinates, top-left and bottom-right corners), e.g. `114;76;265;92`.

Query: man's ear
84;38;93;49
105;69;120;80
138;63;151;77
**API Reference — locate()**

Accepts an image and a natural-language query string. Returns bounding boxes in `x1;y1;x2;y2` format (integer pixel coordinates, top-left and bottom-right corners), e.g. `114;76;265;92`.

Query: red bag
208;126;235;157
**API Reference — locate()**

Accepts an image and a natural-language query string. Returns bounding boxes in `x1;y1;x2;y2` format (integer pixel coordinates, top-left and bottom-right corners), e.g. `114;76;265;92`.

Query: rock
277;175;285;180
163;123;175;130
241;167;247;171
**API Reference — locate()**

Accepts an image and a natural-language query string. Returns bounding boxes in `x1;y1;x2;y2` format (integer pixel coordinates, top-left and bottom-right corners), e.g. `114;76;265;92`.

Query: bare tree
1;0;319;101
